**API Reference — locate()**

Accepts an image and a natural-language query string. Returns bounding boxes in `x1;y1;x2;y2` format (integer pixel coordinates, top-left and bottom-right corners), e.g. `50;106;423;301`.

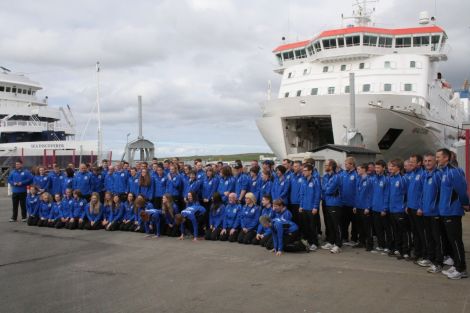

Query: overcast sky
1;0;469;157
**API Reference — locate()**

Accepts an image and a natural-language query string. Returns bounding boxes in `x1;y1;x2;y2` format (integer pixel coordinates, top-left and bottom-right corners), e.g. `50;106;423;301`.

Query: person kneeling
84;192;103;230
204;192;225;241
259;216;309;256
175;204;206;241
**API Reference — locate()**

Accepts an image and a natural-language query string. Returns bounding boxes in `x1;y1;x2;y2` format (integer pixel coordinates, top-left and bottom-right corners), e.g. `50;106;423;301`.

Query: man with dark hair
288;161;303;225
436;148;470;279
298;163;321;251
282;159;293;179
340;157;359;246
8;160;33;222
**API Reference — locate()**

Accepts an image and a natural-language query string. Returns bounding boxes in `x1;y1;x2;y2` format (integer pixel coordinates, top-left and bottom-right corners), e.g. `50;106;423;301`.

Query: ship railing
0;120;75;133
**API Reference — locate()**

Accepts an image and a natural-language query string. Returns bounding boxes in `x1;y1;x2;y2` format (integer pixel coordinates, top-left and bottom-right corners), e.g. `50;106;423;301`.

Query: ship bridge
273;25;447;73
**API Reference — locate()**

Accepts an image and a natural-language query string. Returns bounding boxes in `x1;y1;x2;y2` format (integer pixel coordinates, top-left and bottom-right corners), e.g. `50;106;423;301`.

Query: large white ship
0;68;98;167
256;4;468;160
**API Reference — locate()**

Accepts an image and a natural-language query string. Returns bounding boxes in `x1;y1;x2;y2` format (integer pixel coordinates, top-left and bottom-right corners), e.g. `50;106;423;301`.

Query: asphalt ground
0;188;469;313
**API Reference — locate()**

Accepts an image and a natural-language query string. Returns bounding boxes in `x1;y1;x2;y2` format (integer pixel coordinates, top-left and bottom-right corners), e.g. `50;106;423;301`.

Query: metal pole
349;72;356;130
96;62;103;164
466;129;470;194
138;95;143;139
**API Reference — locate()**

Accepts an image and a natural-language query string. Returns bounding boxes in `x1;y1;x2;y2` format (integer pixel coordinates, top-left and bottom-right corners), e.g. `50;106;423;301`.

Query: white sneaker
300;239;309;249
330;245;341;254
321;243;334;250
442;266;456;276
427;265;442;273
447;270;468;280
417;259;432;267
144;234;152;238
375;247;384;252
383;248;390;253
394;250;400;256
309;244;318;252
344;241;357;247
443;256;454;266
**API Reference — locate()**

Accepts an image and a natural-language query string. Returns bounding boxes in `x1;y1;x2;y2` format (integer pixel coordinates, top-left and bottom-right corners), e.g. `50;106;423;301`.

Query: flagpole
96;61;103;165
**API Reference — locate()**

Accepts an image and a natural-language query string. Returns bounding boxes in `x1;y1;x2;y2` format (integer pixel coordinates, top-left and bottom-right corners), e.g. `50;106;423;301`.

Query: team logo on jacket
350;176;355;181
250;208;255;213
209;181;212;185
298;178;303;183
84;176;88;180
134;179;138;183
428;178;433;184
121;173;124;177
281;182;284;186
43;177;47;181
161;178;165;182
252;182;256;186
442;175;446;182
379;181;384;187
415;175;421;181
80;202;83;206
395;181;400;187
309;182;313;187
363;181;367;186
233;209;237;213
225;181;228;185
21;172;24;175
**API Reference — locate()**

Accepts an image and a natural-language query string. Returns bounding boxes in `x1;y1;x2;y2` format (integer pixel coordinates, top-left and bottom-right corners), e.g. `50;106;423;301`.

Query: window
413;36;430;47
384;61;391;69
310;88;318;95
27;89;32;95
17;88;22;94
6;87;11;92
344;86;350;93
384;83;392;92
12;87;16;93
22;89;27;94
363;35;378;46
307;45;315;56
295;49;307;59
362;84;371;92
404;83;413;91
283;51;295;60
396;37;411;48
328;87;335;94
410;61;416;68
338;37;345;48
359;63;365;69
345;35;360;46
303;68;309;75
314;41;322;52
284;92;290;98
287;72;293;79
322;38;337;49
276;53;282;65
340;64;347;71
32;91;36;95
431;35;441;51
378;36;393;48
323;66;329;73
296;90;302;97
0;86;4;92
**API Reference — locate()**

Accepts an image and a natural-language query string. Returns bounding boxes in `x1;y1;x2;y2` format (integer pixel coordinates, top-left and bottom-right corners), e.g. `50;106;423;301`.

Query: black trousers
27;216;39;226
342;205;358;242
84;221;102;230
37;218;49;227
321;201;329;240
106;221;121;231
357;209;374;250
298;210;319;245
201;201;212;230
423;216;437;263
325;206;342;247
238;229;257;244
373;211;394;250
162;224;180;237
390;213;411;255
119;221;135;231
252;233;272;247
409;209;425;258
205;227;222;241
219;229;239;242
428;216;445;266
280;231;307;252
54;220;66;229
287;204;300;226
443;216;466;272
11;192;27;220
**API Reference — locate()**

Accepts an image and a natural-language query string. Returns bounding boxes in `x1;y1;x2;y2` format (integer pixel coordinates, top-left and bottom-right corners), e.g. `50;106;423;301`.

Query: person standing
340;157;359;246
8;160;33;222
298;163;321;251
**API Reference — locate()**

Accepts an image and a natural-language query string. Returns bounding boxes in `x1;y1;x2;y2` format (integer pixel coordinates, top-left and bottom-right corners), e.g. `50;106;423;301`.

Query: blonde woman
84;192;103;230
37;192;53;227
237;192;261;244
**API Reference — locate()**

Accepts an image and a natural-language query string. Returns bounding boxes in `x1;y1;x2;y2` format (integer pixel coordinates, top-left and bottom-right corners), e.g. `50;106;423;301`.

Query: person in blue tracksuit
159;194;180;237
201;167;219;224
371;160;393;254
84;192;103;230
65;190;87;230
166;165;183;209
61;188;74;225
219;193;242;242
299;163;321;251
113;164;129;201
153;166;167;209
421;153;444;273
104;166;115;194
72;164;93;201
234;164;249;204
321;159;343;253
253;194;273;246
354;164;374;251
37;192;53;227
340;157;359;245
62;167;75;195
388;159;411;260
183;171;202;203
436;148;470;279
8;159;33;222
195;161;206;182
176;204;206;240
101;191;113;230
288;161;304;226
249;166;261;205
271;165;289;205
26;185;40;226
48;193;65;228
120;193;136;231
217;166;235;203
142;207;163;238
127;167;139;195
106;194;125;231
259;216;308;255
48;164;64;197
205;192;225;240
237;192;261;244
92;166;105;203
33;166;50;194
260;170;273;202
138;168;155;201
133;195;153;233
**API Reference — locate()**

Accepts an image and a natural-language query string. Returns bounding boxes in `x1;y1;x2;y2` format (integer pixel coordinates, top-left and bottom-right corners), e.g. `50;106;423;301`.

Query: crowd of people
7;148;469;279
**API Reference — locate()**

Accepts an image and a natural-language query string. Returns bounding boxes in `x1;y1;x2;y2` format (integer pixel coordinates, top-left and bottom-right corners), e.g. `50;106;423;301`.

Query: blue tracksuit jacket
48;172;64;196
240;204;261;230
406;168;424;210
154;174;168;198
113;170;129;194
271;176;289;204
437;164;469;216
421;169;442;216
271;218;299;252
34;175;50;192
209;204;225;228
322;172;342;207
355;175;373;209
388;173;408;213
340;170;358;207
217;176;235;203
223;203;242;229
299;175;321;210
26;193;40;216
371;174;389;213
180;205;206;237
289;172;304;205
8;168;33;193
73;172;93;196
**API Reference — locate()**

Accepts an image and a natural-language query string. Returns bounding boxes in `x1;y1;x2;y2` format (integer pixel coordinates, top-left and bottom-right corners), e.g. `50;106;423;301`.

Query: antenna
96;62;103;164
342;0;378;27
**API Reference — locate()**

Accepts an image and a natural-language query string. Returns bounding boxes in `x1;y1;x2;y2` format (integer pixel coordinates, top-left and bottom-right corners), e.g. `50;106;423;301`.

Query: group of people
7;148;469;279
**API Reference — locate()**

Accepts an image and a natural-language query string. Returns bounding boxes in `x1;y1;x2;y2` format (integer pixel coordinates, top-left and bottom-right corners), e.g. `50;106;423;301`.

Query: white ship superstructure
0;68;98;167
256;7;466;160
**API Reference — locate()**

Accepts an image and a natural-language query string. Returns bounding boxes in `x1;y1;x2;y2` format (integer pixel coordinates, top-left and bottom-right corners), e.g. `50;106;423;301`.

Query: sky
0;0;469;157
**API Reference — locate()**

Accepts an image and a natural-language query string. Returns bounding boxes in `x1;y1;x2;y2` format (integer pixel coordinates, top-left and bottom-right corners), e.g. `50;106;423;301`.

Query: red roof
273;25;445;52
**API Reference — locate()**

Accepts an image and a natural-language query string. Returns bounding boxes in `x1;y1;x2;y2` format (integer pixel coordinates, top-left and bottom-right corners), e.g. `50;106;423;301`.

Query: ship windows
338;37;345;48
307;45;315;56
276;53;282;65
384;83;392;92
22;89;27;94
363;35;378;46
344;86;350;93
395;37;412;48
0;86;4;92
431;35;441;51
322;38;337;49
322;66;329;73
287;72;293;79
345;35;360;47
17;88;22;94
6;87;11;92
284;92;290;98
404;83;413;92
12;87;16;93
340;64;347;71
28;89;32;95
310;88;318;96
359;62;365;69
384;61;391;69
328;87;335;94
303;68;310;75
410;61;416;68
283;51;295;60
378;36;392;48
314;41;322;52
296;90;302;97
295;49;307;59
362;84;371;92
413;36;430;47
